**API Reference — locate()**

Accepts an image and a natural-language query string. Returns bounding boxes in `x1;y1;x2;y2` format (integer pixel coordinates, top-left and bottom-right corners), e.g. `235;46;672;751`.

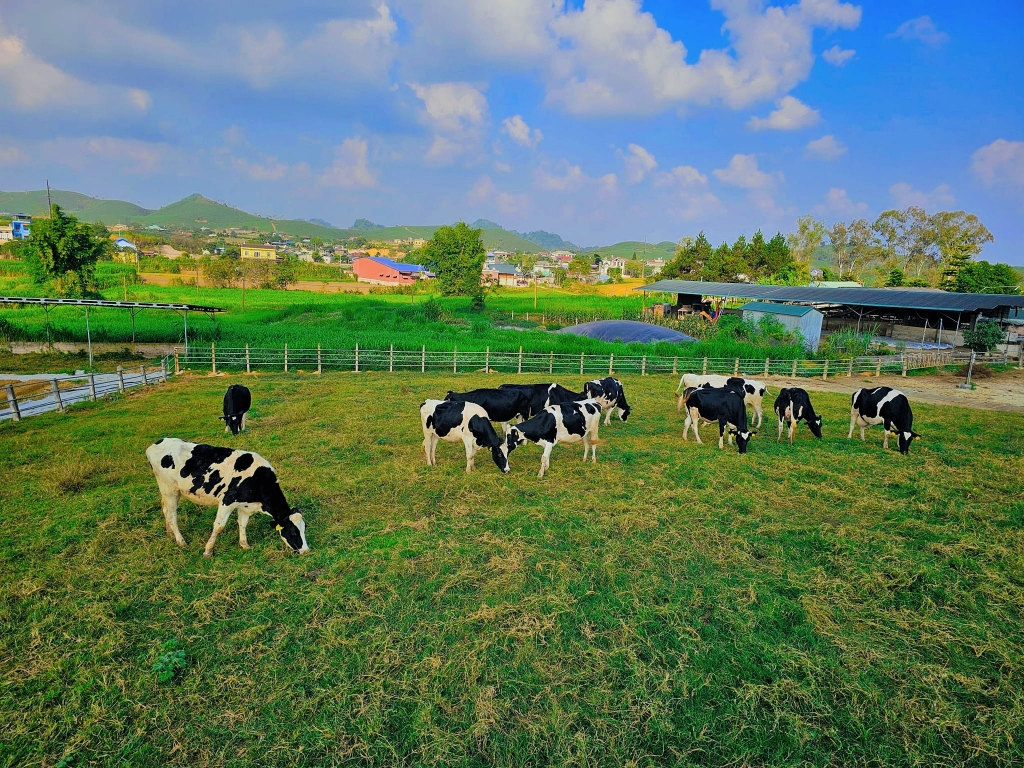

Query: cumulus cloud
319;137;377;188
748;96;820;131
657;164;708;188
619;143;658;184
533;160;587;192
468;174;531;215
806;134;847;160
889;181;954;209
812;187;867;218
971;139;1024;188
714;153;783;214
493;161;513;173
890;16;949;47
0;142;26;166
411;81;489;163
822;45;855;66
230;155;307;183
501;115;543;148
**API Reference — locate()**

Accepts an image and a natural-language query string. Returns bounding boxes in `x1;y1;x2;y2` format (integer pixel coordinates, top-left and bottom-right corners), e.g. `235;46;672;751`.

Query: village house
600;257;627;276
240;243;279;260
482;263;527;287
352;256;434;285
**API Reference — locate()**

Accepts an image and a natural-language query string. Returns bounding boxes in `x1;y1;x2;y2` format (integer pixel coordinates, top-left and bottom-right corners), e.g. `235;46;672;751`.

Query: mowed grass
1;373;1023;767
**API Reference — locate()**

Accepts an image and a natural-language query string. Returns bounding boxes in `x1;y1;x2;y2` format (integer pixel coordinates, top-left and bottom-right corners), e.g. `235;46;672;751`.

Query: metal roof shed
742;301;823;352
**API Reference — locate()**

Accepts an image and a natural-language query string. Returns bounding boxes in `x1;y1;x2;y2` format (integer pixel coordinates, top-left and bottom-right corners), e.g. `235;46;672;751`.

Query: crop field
0;271;804;361
2;372;1022;767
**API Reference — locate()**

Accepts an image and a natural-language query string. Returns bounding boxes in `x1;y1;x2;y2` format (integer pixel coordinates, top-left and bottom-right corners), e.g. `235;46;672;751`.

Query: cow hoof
240;544;251;550
203;550;214;558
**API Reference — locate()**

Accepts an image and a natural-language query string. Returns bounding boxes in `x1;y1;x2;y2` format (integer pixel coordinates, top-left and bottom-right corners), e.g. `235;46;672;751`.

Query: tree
421;222;486;298
309;237;324;259
873;207;935;276
607;267;622;281
24;204;110;297
847;218;877;279
761;232;794;277
623;259;644;278
203;257;242;288
953;261;1021;294
828;221;851;279
662;234;711;279
962;320;1005;353
786;215;826;265
932;211;994;289
885;268;904;287
570;256;594;276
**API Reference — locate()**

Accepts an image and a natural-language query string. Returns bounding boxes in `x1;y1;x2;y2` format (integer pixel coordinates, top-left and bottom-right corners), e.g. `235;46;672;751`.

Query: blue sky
1;0;1022;261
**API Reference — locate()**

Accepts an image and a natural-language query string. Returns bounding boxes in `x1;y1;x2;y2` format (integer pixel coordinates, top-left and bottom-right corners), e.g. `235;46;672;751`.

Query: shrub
962;320;1005;353
152;639;188;682
422;298;443;321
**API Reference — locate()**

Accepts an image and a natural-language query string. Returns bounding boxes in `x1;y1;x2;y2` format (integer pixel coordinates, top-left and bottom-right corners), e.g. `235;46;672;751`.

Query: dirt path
765;368;1024;413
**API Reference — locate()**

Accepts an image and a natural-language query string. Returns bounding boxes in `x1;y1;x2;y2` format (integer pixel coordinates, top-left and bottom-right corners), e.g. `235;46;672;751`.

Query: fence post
174;351;180;374
608;354;614;376
117;366;125;393
847;358;854;377
51;380;65;413
580;352;585;376
641;356;646;376
734;358;740;375
88;373;97;402
389;344;394;373
792;359;798;377
355;343;359;373
141;365;147;385
317;345;322;375
211;343;217;374
453;346;457;374
702;357;708;375
485;347;490;373
876;359;882;377
284;344;289;373
160;359;168;383
518;347;523;375
901;354;907;377
549;350;554;374
672;356;678;375
245;344;251;374
421;345;426;373
6;384;21;422
822;360;829;381
764;358;770;377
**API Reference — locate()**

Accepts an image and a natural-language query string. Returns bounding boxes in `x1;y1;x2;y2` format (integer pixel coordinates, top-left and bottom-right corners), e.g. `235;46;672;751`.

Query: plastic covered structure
554;320;696;344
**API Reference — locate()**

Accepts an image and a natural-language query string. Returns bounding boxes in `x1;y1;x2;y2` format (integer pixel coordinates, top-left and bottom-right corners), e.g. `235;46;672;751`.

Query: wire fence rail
1;356;173;423
170;344;1014;379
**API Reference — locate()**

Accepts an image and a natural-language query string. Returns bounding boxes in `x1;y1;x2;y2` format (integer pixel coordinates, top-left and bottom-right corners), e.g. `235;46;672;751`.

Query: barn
352;256;435;286
742;302;823;352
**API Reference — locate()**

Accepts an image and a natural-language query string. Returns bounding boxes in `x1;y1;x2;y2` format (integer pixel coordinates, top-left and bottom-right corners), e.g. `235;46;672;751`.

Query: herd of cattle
145;376;919;556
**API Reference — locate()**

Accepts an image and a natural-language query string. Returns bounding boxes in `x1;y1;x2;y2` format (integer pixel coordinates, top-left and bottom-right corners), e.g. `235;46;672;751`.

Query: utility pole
46;179;52;214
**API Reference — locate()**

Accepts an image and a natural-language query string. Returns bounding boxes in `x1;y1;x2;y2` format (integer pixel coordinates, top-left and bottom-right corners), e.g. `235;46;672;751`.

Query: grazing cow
774;387;823;444
498;382;587;418
421;399;511;473
583;377;631;425
445;387;532;424
145;438;309;557
676;374;767;427
848;387;920;454
679;386;755;453
221;384;251;436
504;399;603;478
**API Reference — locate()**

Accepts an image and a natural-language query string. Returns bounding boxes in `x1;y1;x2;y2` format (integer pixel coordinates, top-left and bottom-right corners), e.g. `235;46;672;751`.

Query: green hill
583;240;677;260
0;190;151;222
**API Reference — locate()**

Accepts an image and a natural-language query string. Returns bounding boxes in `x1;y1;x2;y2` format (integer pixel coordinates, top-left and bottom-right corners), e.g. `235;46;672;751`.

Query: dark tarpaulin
555;320;696;344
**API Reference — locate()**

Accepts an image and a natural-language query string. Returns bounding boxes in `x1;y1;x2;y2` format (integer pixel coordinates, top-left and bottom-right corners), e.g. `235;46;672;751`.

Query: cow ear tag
276;524;283;531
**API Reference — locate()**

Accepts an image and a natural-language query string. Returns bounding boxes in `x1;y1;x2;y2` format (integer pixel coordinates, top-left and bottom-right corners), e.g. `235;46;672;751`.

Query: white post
6;384;21;422
174;351;180;375
733;358;739;375
51;380;65;413
140;364;147;385
453;346;457;374
421;345;426;373
284;344;288;373
822;360;829;381
672;357;678;375
580;353;585;376
702;357;708;375
549;350;554;374
764;358;770;377
211;343;216;375
641;356;646;376
608;354;614;375
518;346;523;375
317;345;322;375
246;343;251;374
901;353;907;377
117;366;125;393
88;373;97;401
485;347;490;373
792;359;798;377
355;343;359;373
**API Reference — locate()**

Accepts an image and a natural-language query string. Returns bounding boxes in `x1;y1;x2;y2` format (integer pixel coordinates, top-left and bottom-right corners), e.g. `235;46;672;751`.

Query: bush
962;320;1005;353
422;298;443;321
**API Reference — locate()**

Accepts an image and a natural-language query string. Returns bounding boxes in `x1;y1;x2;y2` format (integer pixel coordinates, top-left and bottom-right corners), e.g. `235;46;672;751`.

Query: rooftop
742;301;817;317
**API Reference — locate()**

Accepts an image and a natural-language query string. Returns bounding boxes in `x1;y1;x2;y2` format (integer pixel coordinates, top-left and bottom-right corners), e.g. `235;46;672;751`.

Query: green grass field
2;372;1022;767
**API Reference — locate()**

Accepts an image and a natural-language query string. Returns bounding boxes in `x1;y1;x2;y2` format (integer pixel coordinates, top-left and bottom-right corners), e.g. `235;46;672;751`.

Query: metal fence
172;344;1015;379
1;356;172;423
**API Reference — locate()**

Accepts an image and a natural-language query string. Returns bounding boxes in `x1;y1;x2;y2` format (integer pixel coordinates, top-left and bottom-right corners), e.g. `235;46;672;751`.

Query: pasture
1;372;1022;767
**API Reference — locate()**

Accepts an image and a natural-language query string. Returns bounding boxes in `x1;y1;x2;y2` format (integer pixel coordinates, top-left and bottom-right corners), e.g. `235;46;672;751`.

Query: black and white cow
445;387;532;423
498;382;586;418
679;386;755;453
774;387;823;444
848;387;920;454
504;399;603;478
221;384;251;436
583;377;631;425
421;399;511;473
145;438;309;557
676;374;766;427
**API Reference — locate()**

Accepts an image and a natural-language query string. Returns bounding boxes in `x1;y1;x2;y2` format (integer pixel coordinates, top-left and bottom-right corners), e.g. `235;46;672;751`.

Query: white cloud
533;160;587;192
889;182;954;209
411;81;489;163
467;174;531;215
822;45;855;66
806;134;847;160
0;142;26;166
655;164;708;188
231;155;303;182
971;139;1024;188
619;143;658;184
599;173;618;196
493;161;513;173
319;137;377;188
890;16;948;47
748;96;820;131
501;115;543;148
812;187;867;218
33;136;179;175
468;175;495;204
714;153;783;214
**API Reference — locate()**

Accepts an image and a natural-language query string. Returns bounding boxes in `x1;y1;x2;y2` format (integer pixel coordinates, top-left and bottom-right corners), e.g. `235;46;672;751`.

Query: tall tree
421;222;486;298
786;214;827;265
24;204;110;297
847;218;877;279
873;207;935;276
932;211;994;289
827;221;850;279
953;261;1020;294
761;232;794;277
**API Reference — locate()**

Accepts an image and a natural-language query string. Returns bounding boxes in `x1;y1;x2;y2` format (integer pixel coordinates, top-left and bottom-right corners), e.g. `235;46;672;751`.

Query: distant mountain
307;218;337;229
581;241;677;260
351;218;384;231
470;218;503;230
0;189;150;223
514;229;578;252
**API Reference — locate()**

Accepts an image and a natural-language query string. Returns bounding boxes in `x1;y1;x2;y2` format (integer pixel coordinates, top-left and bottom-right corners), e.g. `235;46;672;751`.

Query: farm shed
742;301;823;352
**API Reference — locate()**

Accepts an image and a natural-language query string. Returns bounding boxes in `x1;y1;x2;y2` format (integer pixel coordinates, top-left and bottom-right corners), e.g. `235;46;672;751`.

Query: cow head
808;415;823;439
504;424;526;454
491;439;512;474
221;413;244;436
276;512;310;553
617;401;631;422
897;430;920;455
731;428;756;454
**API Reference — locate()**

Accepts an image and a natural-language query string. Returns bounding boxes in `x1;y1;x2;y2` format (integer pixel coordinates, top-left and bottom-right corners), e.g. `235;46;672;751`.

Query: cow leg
848;411;857;440
860;426;866;441
237;509;252;550
160;489;186;547
777;416;784;442
883;428;889;450
718;421;726;450
539;444;553;478
203;504;235;557
789;416;797;446
604;406;612;426
688;409;703;443
464;437;477;473
241;412;248;432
